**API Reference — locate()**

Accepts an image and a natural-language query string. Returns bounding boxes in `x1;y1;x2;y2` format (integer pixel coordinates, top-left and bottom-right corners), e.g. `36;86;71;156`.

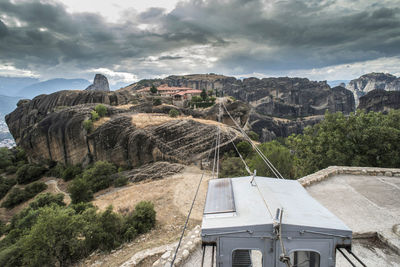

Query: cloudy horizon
0;0;399;85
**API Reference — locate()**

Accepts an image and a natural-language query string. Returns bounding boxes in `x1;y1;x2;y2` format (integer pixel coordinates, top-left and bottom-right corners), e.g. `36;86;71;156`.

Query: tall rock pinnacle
85;74;110;91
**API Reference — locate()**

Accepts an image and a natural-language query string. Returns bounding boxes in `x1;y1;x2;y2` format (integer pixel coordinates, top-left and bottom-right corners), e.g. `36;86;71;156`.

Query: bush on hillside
125;201;156;234
0;199;157;266
168;108;179;118
0;148;12;170
95;104;107;117
113;175;128;187
90;110;100;121
236;141;252;158
247;131;259;141
1;182;47;209
81;161;117;192
16;164;47;184
0;176;16;200
83;119;93;132
68;178;93;204
62;164;82;181
287;110;400;177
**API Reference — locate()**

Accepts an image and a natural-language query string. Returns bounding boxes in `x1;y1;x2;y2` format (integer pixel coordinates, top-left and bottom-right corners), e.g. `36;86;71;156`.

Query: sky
0;0;399;85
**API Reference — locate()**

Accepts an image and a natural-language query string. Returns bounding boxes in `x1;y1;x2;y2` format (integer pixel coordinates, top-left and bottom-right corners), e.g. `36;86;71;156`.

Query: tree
200;89;207;101
248;141;294;179
82;161;117;192
95;104;107;117
236;141;252;158
19;205;85;267
68;178;93;204
287;110;400;177
150;85;158;94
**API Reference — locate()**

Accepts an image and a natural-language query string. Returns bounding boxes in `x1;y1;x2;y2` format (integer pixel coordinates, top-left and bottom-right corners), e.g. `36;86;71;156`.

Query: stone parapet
298;166;400;187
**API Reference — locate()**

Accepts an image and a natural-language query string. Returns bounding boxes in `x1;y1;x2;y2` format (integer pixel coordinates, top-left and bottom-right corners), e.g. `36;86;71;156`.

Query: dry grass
93;117;111;129
82;165;212;267
131;113;227;130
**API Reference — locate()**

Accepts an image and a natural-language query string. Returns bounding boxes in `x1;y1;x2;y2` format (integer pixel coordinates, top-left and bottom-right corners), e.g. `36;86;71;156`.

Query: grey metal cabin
201;176;353;267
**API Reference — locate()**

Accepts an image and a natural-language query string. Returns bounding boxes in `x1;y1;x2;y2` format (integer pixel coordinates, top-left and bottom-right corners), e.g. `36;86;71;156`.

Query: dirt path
79;165;212;267
45;179;71;205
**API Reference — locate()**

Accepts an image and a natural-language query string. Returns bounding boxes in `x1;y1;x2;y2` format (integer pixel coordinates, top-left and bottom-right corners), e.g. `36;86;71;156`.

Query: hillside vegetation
221;109;400;179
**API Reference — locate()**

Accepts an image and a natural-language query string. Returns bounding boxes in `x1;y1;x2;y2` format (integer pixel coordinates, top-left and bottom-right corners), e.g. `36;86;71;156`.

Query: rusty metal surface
204;178;236;214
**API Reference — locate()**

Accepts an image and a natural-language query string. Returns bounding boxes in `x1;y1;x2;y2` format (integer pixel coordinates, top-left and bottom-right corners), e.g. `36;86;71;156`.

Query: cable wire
221;101;284;179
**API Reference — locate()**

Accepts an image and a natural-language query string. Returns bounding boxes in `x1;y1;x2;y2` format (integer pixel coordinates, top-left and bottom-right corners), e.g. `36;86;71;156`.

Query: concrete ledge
298;166;400;187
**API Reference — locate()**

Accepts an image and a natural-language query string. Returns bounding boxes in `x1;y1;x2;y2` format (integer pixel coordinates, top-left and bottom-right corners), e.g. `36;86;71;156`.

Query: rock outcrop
6;90;244;166
85;74;110;91
346;73;400;107
121;74;354;141
358;90;400;113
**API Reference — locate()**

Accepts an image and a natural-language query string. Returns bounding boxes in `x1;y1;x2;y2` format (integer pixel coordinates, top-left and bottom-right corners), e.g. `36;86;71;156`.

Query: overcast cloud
0;0;399;83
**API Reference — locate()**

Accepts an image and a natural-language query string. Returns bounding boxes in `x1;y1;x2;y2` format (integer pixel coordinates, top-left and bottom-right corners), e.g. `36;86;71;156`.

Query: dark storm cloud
0;20;8;38
0;0;399;77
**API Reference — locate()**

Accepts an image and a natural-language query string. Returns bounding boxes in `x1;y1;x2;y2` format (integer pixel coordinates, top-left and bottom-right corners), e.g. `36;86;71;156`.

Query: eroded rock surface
6;90;243;166
358;90;400;113
85;74;110;91
346;73;400;107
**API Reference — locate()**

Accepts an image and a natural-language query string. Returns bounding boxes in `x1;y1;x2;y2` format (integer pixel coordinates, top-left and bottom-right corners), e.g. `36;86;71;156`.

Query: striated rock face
85;74;110;91
358;90;400;113
249;112;324;142
346;73;400;107
6;90;244;166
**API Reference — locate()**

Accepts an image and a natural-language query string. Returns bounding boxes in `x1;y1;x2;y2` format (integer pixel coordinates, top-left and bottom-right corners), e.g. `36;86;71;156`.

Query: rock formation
346;73;400;107
358;90;400;113
6;90;245;166
120;74;355;141
85;74;110;91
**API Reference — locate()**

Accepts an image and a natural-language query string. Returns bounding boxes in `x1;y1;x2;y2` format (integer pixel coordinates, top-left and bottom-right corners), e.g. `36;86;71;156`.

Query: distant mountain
327;80;350;88
0;95;21;116
18;78;90;99
346;73;400;107
0;76;39;96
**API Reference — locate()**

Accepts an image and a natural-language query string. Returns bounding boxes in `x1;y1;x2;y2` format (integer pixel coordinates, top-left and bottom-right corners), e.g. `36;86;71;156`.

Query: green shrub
219;157;249;178
14;147;27;163
236;141;252;158
247;131;259;141
126;201;156;234
16;164;47;184
248;141;294;179
91;110;100;121
25;182;47;196
28;193;65;210
0;176;17;200
0;244;22;267
5;166;17;174
153;98;162;106
82;161;117;192
168;108;179;118
0;148;12;170
68;178;93;204
83;119;93;132
62;164;82;181
114;176;128;187
1;189;28;209
95;104;107;117
47;162;65;178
